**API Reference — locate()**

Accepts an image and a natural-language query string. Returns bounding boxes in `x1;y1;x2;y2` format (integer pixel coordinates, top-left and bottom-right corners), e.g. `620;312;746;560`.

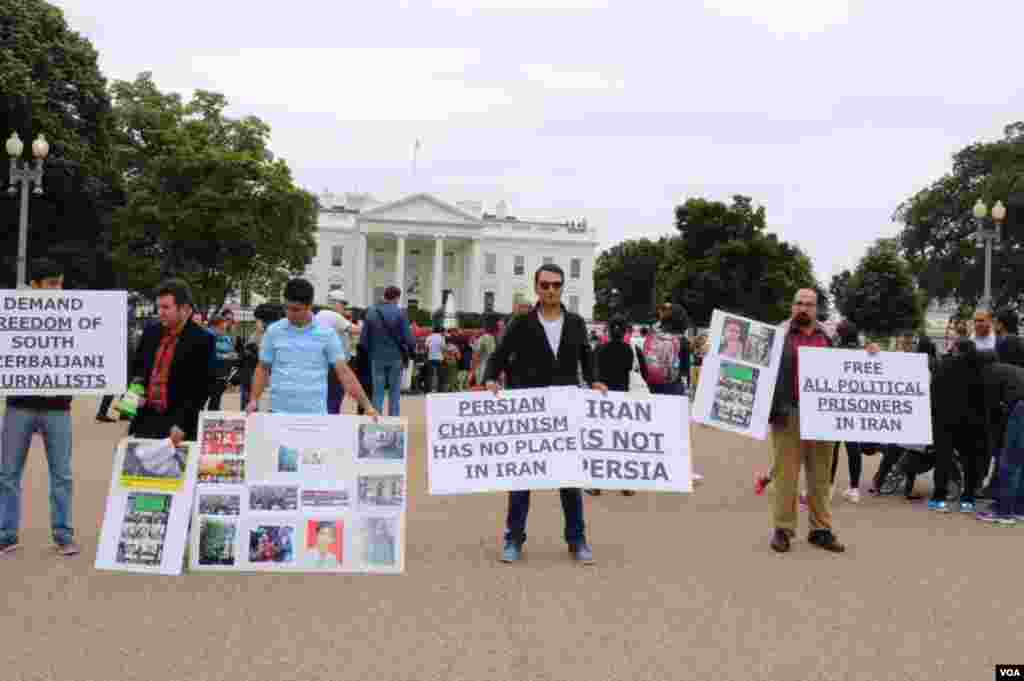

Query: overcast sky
57;0;1023;283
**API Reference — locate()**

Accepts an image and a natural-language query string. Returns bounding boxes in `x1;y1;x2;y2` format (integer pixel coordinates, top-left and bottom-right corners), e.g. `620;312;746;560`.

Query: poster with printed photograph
95;438;199;575
189;414;406;574
198;414;247;484
693;310;785;440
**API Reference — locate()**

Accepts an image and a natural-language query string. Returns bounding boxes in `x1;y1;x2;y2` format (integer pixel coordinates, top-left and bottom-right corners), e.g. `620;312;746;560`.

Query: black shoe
621;490;636;496
770;529;791;553
808;529;845;553
585;489;602;496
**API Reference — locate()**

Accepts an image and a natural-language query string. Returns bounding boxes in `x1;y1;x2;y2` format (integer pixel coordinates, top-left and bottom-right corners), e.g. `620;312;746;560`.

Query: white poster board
189;413;407;574
95;438;199;575
0;289;127;395
426;387;587;494
579;390;692;492
692;310;785;440
798;348;933;445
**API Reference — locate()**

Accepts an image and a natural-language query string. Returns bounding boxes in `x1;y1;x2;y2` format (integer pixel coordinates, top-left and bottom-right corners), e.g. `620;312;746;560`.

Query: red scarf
147;323;184;413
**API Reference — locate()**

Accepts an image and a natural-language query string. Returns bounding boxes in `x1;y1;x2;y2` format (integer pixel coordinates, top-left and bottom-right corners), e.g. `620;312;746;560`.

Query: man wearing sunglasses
485;263;607;564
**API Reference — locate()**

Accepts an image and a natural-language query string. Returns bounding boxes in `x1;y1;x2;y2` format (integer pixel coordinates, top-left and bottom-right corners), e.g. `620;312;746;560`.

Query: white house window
484;291;496;313
513;255;525;276
373;250;387;271
569;295;580;313
570;258;581;280
542;256;554;266
373;286;386;303
331;245;344;268
485;252;497;276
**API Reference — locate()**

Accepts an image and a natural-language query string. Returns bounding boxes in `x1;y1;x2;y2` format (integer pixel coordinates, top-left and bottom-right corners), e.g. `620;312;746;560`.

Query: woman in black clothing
830;320;867;503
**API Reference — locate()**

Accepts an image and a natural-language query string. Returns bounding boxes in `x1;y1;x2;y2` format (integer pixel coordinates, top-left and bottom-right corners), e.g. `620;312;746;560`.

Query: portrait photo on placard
357;423;405;461
718;316;750;361
304;520;343;569
198;518;238;567
741;323;776;368
248;484;299;512
362;517;399;568
358;474;405;509
197;492;241;517
249;525;296;564
711;361;759;429
116;493;172;567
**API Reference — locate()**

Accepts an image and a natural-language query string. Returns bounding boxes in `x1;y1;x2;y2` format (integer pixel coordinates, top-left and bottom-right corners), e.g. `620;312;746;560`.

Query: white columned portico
395;234;406;299
355;231;368;307
467;238;482;314
432;235;444;312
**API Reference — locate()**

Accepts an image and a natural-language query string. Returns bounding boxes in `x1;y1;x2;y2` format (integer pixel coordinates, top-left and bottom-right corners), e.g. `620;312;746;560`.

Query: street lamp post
972;198;1007;312
6;132;50;289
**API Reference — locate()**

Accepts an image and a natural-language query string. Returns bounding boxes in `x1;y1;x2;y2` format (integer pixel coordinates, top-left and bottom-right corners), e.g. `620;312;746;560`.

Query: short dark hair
534;263;565;286
254;303;284;325
384;286;402;302
836;319;859;345
283;278;314;306
156;279;193;307
29;258;62;283
996;308;1019;334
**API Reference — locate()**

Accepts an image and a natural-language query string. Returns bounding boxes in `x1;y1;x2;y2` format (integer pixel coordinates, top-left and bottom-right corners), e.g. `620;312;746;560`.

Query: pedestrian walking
358;286;415;416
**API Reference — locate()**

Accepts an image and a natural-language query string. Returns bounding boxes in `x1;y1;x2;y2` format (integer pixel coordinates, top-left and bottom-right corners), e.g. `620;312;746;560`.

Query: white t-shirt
974;333;997;351
315;309;352;354
427;333;445;361
540;314;564;357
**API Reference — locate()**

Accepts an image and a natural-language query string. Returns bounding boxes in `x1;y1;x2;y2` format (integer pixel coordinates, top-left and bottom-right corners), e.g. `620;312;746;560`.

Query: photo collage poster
190;413;407;574
692;310;785;440
95;438;200;575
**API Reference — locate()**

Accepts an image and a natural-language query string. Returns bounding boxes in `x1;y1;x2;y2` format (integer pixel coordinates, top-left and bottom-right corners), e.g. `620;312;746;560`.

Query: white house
303;191;600;319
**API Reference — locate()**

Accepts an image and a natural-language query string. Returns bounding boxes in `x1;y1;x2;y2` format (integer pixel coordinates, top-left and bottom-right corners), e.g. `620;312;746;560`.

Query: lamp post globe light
6;131;50;289
972;198;1008;312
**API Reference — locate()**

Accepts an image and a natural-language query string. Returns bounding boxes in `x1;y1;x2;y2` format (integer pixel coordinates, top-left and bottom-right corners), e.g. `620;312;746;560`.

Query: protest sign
426;387;586;494
692;310;785;439
0;289;127;395
580;390;692;492
798;348;933;444
198;412;248;484
95;438;198;575
189;413;406;574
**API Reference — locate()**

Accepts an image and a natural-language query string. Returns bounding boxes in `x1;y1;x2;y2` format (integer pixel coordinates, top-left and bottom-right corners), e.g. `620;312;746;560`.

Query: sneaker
959;501;976;514
692;473;704;486
976;511;1017;526
928;500;951;513
500;541;522;563
584;489;602;496
620;490;636;496
569;542;595;564
842;488;861;504
807;529;846;553
0;539;19;555
55;540;81;557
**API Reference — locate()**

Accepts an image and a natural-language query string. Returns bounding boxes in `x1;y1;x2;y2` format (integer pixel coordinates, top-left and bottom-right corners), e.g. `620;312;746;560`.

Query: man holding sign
767;289;879;554
485;264;607;564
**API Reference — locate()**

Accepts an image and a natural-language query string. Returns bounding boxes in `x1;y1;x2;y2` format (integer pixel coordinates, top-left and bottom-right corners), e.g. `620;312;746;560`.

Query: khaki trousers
770;413;834;533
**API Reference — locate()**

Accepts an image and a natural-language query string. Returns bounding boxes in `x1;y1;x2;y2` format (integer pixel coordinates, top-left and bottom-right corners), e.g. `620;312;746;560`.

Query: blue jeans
505;489;585;546
372;360;404;417
0;407;74;544
326;369;345;415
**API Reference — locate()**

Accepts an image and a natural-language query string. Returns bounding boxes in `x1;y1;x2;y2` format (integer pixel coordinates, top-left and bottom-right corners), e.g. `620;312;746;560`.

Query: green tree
659;195;820;325
895;122;1024;308
110;73;318;312
830;239;924;337
0;0;120;288
593;237;668;321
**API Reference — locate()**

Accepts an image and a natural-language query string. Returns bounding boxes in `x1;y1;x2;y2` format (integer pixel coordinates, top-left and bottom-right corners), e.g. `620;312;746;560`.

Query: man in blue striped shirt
247;279;376;417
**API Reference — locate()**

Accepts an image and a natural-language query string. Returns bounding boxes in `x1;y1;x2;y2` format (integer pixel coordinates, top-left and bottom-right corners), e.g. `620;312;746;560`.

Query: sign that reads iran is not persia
426;387;586;494
0;290;127;395
798;347;932;445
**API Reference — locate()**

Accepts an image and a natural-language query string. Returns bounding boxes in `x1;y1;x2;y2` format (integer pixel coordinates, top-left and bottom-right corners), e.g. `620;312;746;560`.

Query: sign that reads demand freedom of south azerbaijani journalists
798;348;932;445
426;388;586;494
0;290;128;395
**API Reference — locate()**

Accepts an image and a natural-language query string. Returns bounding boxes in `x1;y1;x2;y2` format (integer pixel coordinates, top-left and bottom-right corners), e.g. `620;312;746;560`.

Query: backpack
643;331;682;385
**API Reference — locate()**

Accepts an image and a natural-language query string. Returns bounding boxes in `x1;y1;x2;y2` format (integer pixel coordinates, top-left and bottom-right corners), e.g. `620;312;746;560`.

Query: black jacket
769;321;833;425
129;319;215;440
596;342;645;392
484;306;594;389
997;334;1024;368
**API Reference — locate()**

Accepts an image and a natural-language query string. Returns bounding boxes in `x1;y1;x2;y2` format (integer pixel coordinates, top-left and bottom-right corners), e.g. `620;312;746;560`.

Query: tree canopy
592;237;667;322
110;73;318;312
830;238;924;337
895;122;1024;308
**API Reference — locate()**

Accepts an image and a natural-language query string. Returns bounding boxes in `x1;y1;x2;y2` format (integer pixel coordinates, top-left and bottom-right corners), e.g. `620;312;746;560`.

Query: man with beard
767;289;879;554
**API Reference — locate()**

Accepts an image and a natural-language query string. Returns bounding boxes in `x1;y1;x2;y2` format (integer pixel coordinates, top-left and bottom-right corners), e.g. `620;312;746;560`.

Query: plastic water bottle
119;380;146;418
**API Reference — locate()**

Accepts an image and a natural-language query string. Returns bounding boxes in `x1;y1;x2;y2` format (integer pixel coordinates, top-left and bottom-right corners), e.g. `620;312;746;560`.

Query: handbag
629;351;649;394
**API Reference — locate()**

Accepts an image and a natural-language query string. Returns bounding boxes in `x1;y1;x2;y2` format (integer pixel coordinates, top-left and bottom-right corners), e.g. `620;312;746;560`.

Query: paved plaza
1;394;1019;681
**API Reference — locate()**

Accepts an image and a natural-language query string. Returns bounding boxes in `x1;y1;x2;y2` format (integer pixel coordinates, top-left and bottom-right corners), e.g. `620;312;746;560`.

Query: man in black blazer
128;280;216;443
484;264;607;564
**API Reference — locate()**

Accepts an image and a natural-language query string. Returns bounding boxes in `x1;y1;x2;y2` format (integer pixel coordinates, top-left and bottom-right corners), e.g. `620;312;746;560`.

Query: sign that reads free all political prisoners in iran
798;348;932;445
0;290;127;395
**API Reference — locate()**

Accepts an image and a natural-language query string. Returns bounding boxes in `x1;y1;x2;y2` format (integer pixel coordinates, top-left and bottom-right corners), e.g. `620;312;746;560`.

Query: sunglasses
538;281;563;291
